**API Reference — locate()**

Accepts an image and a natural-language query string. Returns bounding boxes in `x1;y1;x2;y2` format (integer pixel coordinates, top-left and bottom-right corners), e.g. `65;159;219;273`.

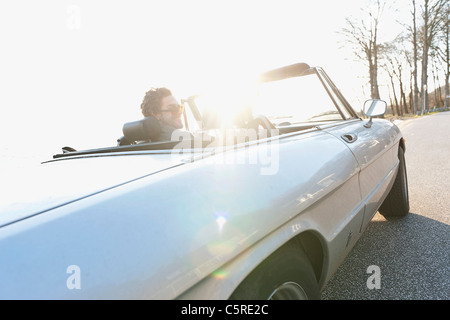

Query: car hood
0;153;185;227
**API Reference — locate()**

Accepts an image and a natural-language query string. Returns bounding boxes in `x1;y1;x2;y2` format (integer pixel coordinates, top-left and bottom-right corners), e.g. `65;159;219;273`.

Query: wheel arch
295;230;326;284
176;227;329;300
227;229;327;299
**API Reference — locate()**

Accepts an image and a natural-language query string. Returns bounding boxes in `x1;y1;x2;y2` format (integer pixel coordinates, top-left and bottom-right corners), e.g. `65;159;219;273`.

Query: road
321;111;450;300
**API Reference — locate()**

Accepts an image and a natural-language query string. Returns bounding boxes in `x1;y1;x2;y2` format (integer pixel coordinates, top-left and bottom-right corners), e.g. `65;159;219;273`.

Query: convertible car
0;63;409;300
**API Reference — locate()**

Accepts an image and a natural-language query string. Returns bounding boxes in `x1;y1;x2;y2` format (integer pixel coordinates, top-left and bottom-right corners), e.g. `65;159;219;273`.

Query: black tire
379;147;409;218
229;243;320;300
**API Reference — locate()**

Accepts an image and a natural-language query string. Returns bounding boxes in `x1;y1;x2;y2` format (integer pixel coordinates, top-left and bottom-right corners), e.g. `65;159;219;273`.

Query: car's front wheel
229;243;320;300
379;147;409;218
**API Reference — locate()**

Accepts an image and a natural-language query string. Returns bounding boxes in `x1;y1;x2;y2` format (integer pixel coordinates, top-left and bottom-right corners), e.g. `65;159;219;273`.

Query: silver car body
0;63;404;299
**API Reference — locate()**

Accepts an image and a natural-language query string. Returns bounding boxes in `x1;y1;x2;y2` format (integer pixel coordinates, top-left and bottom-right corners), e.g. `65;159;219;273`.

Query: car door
315;68;400;231
323;119;399;231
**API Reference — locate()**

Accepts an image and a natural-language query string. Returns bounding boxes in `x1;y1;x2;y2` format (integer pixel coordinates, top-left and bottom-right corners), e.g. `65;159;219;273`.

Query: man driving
140;87;190;141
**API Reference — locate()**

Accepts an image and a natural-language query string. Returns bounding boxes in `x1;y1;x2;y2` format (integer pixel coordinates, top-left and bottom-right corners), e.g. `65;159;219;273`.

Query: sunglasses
160;104;184;115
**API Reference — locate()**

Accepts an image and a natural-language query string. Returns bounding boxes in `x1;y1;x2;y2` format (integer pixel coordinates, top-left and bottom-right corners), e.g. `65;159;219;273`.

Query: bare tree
340;0;387;99
379;27;413;116
419;0;447;114
402;35;416;114
445;3;450;109
411;0;420;114
382;43;401;115
436;1;450;109
429;53;444;108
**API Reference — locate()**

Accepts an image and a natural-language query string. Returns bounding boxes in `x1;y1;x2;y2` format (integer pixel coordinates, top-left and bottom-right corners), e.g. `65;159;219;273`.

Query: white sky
0;0;411;163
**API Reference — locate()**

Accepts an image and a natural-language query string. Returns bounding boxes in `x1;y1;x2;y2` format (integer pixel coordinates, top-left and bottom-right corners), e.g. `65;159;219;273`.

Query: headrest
122;116;161;142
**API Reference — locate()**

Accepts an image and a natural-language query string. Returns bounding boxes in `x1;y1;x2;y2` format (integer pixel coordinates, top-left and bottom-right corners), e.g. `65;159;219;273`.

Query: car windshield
253;73;349;125
191;71;351;130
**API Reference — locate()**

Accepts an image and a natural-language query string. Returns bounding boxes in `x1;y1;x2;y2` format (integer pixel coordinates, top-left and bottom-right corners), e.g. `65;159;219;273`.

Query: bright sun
180;66;261;131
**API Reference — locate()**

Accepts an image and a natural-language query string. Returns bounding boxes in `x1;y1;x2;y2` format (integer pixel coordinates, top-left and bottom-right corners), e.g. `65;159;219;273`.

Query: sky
0;0;411;164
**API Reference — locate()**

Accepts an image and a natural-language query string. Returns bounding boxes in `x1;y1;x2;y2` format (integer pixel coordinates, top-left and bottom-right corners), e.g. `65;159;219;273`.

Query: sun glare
189;71;259;130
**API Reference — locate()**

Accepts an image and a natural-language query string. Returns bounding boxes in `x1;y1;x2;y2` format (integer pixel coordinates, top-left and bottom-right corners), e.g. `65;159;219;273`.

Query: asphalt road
321;111;450;300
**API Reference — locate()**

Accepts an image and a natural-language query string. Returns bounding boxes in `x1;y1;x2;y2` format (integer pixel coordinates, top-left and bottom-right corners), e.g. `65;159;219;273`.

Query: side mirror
363;99;386;128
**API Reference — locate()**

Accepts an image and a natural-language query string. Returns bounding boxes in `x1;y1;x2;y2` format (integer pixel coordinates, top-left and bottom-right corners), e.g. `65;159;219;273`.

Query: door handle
341;133;357;143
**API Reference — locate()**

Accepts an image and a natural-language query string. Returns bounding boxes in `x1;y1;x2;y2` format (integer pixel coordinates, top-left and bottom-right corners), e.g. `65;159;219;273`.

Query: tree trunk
390;76;400;115
421;0;430;115
412;0;420;115
400;86;407;116
445;3;450;109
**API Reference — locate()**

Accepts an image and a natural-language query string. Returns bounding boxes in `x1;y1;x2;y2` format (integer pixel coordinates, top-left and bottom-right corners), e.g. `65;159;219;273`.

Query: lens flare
214;212;229;233
216;215;227;231
212;269;228;280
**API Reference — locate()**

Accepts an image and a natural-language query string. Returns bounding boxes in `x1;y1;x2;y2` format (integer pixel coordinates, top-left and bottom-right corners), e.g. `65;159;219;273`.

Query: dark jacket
157;123;193;142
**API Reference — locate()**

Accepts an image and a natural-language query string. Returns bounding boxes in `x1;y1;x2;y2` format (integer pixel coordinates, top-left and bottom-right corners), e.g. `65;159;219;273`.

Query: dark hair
140;87;172;117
